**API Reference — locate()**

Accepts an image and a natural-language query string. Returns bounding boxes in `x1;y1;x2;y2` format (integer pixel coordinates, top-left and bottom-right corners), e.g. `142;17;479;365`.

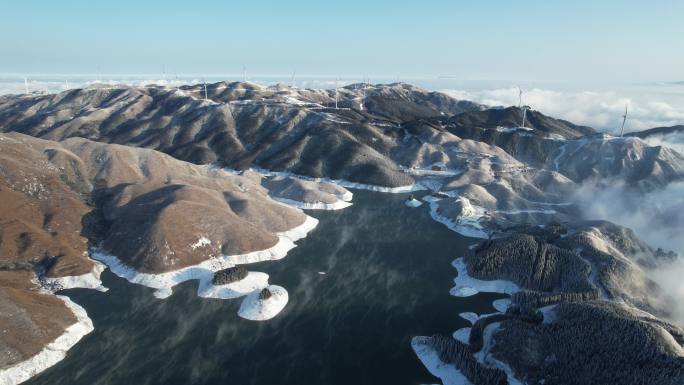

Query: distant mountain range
1;81;680;188
1;81;683;385
625;124;684;139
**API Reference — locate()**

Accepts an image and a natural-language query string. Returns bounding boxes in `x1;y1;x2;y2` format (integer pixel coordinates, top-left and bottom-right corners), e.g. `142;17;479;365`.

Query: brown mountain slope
0;132;313;372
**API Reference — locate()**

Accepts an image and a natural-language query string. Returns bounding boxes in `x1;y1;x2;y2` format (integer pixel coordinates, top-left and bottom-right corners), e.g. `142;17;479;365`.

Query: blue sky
1;0;683;81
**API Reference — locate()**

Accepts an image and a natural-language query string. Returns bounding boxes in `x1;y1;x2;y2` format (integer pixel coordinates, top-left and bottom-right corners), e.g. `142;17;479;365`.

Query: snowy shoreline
0;296;94;385
272;196;352;210
93;214;319;299
473;323;525;385
411;336;472;385
405;197;423;207
40;261;109;292
450;257;520;298
197;271;270;299
1;212;319;385
246;166;427;193
411;255;523;385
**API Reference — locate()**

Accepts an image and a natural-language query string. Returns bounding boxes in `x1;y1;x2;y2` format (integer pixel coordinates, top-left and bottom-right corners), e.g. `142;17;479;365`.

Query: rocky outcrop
212;266;248;285
258;287;272;300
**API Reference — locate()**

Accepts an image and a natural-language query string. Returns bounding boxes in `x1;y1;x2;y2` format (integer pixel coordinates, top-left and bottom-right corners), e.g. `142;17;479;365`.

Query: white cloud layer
441;86;684;133
574;181;684;256
641;133;684;155
0;76;359;96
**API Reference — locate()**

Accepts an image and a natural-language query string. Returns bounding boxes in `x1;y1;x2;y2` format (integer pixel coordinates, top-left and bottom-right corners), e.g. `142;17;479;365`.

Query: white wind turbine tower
360;78;366;111
335;78;339;109
24;77;29;94
203;79;208;101
518;87;528;128
619;105;628;137
291;71;296;88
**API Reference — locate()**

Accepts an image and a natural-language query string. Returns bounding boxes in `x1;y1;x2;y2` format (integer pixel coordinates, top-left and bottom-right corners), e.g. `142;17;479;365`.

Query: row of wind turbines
194;69;369;111
21;74;631;135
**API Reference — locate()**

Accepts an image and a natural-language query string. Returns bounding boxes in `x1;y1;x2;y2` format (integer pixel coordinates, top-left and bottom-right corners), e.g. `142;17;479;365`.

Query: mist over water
25;191;503;385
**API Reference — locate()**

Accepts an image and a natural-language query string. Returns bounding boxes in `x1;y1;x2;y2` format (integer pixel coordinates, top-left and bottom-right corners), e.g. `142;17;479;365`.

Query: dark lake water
27;190;504;385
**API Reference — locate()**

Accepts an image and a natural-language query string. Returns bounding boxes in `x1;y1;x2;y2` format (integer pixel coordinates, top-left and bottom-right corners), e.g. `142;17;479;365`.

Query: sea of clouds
440;84;684;133
575;180;684;324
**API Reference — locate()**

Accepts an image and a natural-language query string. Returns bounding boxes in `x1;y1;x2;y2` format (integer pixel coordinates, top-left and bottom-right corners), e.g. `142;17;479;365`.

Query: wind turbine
24;77;29;94
203;79;208;101
360;77;366;111
619;105;628;137
518;87;528;128
335;78;339;109
291;71;296;88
